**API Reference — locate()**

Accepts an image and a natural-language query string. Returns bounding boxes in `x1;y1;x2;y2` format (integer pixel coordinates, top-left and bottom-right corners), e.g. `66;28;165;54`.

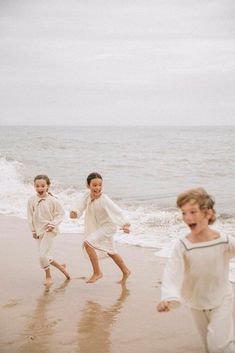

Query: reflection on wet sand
77;284;130;353
17;280;70;353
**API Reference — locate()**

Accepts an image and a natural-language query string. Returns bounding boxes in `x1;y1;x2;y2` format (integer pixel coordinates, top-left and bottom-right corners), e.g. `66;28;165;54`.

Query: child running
157;188;235;353
70;172;131;284
27;175;70;286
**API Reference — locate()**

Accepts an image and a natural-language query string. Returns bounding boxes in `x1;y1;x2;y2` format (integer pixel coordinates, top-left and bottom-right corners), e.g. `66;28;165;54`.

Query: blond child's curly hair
176;187;216;225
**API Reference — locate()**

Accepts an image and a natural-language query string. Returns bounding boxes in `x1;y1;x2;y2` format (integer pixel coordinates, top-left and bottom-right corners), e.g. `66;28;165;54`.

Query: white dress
72;191;129;256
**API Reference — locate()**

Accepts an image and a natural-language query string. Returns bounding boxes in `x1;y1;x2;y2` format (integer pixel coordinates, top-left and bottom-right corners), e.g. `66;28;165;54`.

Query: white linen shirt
27;194;65;237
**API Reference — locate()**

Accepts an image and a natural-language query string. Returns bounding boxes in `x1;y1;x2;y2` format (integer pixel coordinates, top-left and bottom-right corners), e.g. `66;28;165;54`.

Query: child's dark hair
34;175;53;195
87;172;102;185
177;187;216;224
34;175;51;186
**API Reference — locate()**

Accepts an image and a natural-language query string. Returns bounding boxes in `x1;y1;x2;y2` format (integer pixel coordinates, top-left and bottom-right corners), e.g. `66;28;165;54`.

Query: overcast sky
0;0;235;125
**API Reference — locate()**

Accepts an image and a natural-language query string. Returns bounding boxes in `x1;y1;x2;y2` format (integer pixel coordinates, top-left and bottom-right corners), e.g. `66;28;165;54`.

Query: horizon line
1;124;235;127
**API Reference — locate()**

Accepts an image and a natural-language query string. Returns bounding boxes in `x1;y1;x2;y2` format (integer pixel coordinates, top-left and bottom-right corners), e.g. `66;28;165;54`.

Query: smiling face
87;177;103;199
34;179;49;198
181;201;211;234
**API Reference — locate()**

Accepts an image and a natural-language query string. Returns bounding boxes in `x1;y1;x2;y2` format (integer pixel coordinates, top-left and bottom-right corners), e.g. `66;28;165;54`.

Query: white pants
37;232;56;270
191;293;235;353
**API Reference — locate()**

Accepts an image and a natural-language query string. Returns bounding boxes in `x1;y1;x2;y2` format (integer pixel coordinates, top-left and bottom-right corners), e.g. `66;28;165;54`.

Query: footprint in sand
46;319;61;328
76;276;87;280
3;299;22;308
155;280;162;288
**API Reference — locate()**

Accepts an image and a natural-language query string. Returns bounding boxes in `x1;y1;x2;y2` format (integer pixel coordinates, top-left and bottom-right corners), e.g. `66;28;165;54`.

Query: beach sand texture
1;216;234;353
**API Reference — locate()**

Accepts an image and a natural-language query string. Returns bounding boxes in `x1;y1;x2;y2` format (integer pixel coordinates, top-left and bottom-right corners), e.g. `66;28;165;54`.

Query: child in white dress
27;175;70;286
70;172;131;284
157;188;235;353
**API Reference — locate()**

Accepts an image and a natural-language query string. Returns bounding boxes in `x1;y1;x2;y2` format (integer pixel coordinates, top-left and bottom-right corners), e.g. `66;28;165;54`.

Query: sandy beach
1;215;234;353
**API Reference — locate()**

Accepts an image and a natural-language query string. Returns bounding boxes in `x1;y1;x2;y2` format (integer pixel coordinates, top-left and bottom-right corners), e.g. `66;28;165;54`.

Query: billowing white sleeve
27;198;35;233
49;198;65;227
71;191;89;218
103;194;130;227
160;240;185;307
228;235;235;258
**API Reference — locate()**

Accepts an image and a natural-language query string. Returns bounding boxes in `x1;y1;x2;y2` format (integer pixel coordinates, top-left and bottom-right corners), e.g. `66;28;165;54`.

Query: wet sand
1;215;234;353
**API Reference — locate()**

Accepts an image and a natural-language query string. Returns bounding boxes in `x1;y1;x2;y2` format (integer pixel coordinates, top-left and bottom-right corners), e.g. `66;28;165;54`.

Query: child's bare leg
44;268;52;286
50;260;70;280
84;242;103;283
108;253;131;283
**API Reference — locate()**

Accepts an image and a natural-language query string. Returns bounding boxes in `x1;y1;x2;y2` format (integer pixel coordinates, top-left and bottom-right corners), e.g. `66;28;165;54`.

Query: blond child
27;175;70;286
70;172;131;284
157;188;235;353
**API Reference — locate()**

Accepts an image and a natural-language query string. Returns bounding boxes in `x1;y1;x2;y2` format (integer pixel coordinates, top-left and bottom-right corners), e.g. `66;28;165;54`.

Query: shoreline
1;215;234;353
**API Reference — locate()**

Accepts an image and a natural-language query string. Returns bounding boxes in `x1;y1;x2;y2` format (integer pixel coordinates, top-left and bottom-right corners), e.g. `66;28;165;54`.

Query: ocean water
1;126;234;253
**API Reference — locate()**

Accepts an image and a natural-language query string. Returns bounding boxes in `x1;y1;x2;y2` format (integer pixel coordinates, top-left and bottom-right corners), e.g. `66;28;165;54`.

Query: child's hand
121;224;130;234
32;232;39;239
46;225;55;232
157;300;171;312
70;211;78;219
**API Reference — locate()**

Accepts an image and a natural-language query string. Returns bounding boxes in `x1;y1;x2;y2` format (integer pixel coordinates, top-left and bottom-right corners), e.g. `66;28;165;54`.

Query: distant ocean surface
1;126;234;254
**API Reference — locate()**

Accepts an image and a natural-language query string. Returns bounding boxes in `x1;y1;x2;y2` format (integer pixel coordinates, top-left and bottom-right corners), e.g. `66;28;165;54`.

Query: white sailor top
161;234;235;310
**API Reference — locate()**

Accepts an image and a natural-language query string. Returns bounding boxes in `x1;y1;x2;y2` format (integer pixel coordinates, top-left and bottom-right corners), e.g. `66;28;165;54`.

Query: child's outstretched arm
103;194;130;229
70;191;89;219
157;241;185;312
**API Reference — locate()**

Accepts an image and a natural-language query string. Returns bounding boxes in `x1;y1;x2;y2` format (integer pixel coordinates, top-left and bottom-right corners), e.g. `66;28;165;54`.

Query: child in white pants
27;175;70;286
191;292;234;353
157;188;235;353
37;232;56;270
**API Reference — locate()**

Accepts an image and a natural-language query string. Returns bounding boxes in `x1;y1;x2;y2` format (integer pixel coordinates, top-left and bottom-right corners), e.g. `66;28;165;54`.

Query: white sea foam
1;156;234;252
0;157;33;217
0;156;185;243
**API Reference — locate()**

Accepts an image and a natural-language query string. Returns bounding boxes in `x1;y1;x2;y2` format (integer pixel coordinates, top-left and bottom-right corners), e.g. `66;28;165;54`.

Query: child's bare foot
86;273;103;283
51;260;71;280
117;270;131;284
61;264;71;280
44;277;53;286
